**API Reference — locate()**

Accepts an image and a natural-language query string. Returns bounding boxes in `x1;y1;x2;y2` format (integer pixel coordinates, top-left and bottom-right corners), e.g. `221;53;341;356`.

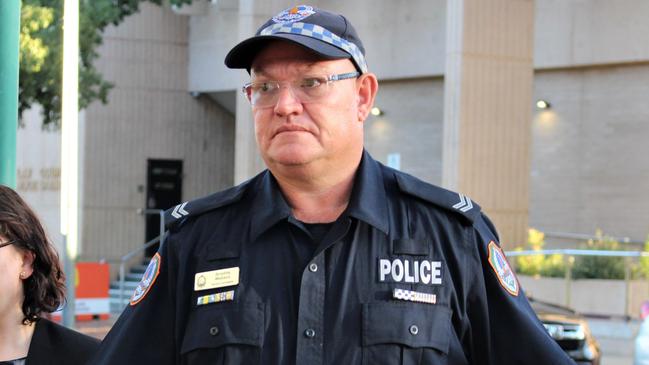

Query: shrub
633;237;649;279
514;228;566;278
571;230;625;280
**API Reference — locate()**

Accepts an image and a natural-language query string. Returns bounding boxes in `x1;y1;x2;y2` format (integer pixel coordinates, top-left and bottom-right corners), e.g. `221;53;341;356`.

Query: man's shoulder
164;176;258;231
382;165;482;224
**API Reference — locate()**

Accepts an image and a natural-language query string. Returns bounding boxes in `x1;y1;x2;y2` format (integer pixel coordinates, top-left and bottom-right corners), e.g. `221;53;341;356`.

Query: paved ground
75;314;640;363
588;318;639;365
77;316;117;340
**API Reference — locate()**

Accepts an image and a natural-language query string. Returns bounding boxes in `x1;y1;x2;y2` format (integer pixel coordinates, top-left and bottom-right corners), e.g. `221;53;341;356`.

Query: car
529;297;601;365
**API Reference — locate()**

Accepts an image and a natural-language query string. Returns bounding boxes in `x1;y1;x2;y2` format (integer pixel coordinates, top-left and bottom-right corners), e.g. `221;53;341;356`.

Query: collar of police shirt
165;150;480;239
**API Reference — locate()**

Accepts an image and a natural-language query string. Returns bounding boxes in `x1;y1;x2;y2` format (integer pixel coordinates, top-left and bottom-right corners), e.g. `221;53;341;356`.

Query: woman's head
0;185;65;324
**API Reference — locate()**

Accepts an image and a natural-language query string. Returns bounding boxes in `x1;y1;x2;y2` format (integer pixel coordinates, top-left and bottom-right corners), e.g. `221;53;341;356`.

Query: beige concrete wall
442;0;535;248
519;275;649;318
81;3;235;263
534;0;649;69
15;107;63;253
530;63;649;241
184;1;649;242
364;77;444;184
187;0;446;91
364;62;649;243
188;0;649;90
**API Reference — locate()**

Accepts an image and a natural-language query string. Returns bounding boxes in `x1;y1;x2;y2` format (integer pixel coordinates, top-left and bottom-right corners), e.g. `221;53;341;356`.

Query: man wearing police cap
93;5;575;364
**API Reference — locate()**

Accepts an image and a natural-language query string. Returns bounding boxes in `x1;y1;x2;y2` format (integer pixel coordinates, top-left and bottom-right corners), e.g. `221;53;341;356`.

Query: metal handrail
506;249;649;257
505;248;649;317
117;209;166;304
542;231;645;245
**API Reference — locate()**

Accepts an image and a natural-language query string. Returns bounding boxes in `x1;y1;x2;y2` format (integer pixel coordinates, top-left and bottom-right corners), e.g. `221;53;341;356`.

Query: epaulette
163;182;249;230
394;171;481;224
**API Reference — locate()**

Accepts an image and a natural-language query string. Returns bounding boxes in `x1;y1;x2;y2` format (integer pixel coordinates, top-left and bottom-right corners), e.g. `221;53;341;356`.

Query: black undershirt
302;222;335;244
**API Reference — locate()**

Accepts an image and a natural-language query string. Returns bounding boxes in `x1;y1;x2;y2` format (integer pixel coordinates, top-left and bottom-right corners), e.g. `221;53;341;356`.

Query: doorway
145;159;182;257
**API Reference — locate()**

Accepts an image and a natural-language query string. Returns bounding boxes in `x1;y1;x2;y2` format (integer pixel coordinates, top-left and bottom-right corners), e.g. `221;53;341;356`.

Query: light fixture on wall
370;107;384;116
536;100;551;110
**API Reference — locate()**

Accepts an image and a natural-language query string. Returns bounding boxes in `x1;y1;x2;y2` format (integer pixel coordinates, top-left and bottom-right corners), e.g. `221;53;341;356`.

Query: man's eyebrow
250;67;269;77
251;61;327;77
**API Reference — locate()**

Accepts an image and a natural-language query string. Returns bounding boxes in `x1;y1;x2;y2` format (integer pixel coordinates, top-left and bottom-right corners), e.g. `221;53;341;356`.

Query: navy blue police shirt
93;151;574;364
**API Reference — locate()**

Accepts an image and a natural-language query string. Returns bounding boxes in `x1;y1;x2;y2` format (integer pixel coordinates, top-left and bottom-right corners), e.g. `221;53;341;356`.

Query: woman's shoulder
37;318;100;347
29;318;100;364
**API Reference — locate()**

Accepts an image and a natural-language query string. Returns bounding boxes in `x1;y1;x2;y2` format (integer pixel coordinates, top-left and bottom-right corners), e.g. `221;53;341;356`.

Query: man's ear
356;72;379;122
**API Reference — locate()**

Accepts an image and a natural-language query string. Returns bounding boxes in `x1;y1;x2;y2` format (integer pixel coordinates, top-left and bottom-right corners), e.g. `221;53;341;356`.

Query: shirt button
304;328;316;338
409;325;419;336
308;263;318;272
209;326;219;336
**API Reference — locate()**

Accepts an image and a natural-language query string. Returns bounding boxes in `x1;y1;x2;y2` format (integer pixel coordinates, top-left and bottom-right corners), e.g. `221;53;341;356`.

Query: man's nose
273;84;303;116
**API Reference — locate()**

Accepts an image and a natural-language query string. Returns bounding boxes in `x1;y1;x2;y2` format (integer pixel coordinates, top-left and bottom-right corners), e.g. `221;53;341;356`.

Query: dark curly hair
0;185;66;324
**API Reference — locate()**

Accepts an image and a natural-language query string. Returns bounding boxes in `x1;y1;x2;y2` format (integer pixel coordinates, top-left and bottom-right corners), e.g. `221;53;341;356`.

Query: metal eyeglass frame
242;71;361;107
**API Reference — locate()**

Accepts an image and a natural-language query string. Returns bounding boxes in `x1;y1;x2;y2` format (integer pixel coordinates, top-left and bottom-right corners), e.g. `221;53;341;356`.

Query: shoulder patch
487;241;519;296
130;253;161;306
164;181;249;230
394;171;481;223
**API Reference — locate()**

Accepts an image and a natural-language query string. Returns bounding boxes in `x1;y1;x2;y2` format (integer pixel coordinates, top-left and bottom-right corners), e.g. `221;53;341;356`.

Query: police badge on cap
272;5;316;23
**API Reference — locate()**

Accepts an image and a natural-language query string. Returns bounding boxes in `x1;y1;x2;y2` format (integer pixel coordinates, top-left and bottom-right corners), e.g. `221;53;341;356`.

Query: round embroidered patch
487;241;519;296
130;253;162;306
272;5;315;24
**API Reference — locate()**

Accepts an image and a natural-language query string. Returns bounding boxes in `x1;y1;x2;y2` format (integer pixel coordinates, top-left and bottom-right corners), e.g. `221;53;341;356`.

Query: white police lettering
378;258;443;285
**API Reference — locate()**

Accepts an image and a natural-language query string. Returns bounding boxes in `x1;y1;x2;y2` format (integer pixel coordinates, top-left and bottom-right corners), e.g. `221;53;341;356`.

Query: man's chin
266;149;320;168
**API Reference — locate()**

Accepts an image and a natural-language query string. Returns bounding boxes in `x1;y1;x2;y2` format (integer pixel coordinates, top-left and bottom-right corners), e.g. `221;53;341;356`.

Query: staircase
108;260;150;315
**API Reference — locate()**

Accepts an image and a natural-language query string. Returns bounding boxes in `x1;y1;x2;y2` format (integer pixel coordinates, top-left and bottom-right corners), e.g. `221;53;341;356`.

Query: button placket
295;253;326;364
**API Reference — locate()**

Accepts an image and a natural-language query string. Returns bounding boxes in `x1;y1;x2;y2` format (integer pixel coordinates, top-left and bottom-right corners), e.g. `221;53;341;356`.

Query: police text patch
378;258;443;285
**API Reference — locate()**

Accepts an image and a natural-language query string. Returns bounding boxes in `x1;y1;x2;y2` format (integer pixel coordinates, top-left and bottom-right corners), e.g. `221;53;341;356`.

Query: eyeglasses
242;72;360;108
0;239;17;249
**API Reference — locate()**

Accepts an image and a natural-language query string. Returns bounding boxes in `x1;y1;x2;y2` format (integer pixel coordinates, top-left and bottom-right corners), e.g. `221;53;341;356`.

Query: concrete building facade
16;0;649;264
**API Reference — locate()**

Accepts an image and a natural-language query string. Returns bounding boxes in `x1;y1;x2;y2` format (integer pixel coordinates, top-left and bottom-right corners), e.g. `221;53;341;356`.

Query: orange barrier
52;262;110;321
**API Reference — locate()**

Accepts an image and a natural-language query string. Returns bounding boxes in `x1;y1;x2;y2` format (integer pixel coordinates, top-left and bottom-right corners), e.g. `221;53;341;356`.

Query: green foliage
514;228;566;278
19;0;193;126
515;229;649;280
633;237;649;279
571;230;626;280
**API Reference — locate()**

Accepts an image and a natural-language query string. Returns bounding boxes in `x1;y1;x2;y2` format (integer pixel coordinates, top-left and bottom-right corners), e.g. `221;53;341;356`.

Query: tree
19;0;192;126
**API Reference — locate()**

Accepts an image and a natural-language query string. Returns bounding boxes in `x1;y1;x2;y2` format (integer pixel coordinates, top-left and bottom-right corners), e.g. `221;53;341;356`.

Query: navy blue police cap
224;5;368;73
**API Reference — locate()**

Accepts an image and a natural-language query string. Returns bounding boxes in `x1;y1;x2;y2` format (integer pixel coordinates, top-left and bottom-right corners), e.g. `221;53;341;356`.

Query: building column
442;0;535;248
234;0;266;184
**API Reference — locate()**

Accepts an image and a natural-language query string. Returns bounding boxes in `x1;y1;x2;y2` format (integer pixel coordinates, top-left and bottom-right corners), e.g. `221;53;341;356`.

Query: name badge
194;267;239;291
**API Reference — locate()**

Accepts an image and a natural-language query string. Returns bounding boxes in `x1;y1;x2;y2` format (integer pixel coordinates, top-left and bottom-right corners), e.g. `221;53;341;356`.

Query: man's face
250;41;365;171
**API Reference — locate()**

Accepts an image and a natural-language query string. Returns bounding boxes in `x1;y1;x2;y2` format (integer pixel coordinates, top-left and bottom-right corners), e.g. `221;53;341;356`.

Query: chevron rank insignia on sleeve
452;193;473;213
170;202;189;219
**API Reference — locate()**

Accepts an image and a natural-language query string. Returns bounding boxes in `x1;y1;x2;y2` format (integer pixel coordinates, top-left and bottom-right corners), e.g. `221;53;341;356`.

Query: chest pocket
180;302;264;365
362;302;451;365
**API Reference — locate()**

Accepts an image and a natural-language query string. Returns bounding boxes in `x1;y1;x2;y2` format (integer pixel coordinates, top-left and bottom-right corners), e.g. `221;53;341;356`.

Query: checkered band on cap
260;22;368;73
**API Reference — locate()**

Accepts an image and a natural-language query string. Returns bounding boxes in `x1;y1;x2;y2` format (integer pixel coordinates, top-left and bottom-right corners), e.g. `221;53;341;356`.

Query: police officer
93;5;575;365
